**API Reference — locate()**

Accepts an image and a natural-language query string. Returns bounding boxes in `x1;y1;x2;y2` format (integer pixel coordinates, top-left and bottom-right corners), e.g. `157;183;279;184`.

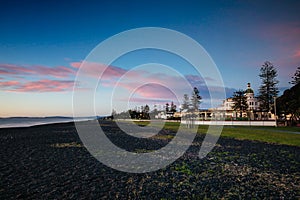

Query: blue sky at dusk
1;0;300;117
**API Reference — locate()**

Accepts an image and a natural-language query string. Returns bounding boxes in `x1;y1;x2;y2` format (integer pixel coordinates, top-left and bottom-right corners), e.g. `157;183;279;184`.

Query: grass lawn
220;126;300;147
132;121;300;147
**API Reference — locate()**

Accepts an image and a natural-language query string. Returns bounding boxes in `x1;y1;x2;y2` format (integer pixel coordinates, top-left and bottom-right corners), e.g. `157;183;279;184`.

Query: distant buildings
154;102;180;120
150;83;275;121
213;83;275;120
216;83;259;112
245;83;260;111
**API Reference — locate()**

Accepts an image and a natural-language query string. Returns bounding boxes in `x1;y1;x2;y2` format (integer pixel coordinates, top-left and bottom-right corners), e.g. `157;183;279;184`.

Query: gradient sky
1;0;300;117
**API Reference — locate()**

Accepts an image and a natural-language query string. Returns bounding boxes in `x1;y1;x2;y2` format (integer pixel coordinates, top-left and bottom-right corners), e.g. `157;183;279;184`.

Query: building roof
245;82;254;94
245;88;254;94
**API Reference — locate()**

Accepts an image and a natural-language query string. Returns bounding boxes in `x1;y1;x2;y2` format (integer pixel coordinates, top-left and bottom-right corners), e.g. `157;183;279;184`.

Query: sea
0;116;97;128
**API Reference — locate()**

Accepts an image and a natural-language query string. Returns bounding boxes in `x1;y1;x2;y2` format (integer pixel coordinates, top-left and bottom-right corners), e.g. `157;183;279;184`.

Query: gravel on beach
0;121;299;199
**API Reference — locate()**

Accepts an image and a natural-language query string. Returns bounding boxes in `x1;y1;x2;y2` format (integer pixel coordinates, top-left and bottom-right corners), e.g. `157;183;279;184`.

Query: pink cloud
31;66;75;78
0;80;20;87
254;22;300;79
0;63;33;75
111;72;222;105
293;50;300;58
0;60;214;99
114;73;207;92
133;83;177;99
127;97;174;104
185;75;205;85
0;63;76;78
124;84;181;107
70;61;126;80
70;62;81;68
1;79;74;92
109;72;198;103
258;22;300;43
0;69;11;75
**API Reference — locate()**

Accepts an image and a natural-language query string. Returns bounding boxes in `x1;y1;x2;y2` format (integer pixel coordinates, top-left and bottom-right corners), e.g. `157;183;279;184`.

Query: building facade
214;83;275;120
153;83;275;121
245;83;260;111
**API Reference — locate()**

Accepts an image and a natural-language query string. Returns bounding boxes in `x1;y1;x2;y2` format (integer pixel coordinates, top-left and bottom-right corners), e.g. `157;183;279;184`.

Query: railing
181;120;276;126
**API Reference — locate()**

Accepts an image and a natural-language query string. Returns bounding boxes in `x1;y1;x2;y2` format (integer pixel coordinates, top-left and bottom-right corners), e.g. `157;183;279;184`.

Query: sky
0;0;300;117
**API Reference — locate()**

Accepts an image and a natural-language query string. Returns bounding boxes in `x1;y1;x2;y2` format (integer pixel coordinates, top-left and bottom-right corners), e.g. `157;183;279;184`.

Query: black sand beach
0;121;299;199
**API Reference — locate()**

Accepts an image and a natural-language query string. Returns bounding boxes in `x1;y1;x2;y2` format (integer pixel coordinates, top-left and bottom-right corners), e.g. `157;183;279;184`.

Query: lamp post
274;96;277;127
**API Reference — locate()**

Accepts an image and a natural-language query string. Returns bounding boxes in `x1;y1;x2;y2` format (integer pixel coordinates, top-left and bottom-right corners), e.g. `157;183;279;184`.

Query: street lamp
274;96;277;127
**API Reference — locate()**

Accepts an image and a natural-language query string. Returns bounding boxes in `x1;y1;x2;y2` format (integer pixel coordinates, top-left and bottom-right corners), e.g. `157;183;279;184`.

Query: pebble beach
0;121;299;199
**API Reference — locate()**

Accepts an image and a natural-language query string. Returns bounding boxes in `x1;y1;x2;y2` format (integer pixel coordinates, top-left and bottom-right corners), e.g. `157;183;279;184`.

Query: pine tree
290;66;300;85
165;103;169;112
276;83;300;125
170;101;177;112
190;87;202;112
258;61;279;112
181;94;189;110
231;90;248;117
143;104;150;119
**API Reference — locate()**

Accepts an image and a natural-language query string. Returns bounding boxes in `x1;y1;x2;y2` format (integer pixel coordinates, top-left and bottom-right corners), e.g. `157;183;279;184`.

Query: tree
111;109;117;116
129;109;138;119
276;83;300;125
181;94;189;110
289;66;300;85
128;104;150;119
170;101;177;112
258;61;279;112
190;87;202;112
113;110;131;119
165;103;169;112
142;104;150;119
143;104;150;113
231;90;248;117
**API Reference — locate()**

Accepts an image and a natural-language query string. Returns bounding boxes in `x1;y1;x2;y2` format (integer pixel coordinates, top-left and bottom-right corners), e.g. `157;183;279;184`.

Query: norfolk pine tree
181;94;190;110
232;90;248;118
258;61;279;112
289;66;300;85
190;87;202;112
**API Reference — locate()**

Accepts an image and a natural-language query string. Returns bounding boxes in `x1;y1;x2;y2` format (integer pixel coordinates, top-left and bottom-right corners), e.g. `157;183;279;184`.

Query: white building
216;98;235;111
217;83;260;112
212;83;271;119
245;83;260;111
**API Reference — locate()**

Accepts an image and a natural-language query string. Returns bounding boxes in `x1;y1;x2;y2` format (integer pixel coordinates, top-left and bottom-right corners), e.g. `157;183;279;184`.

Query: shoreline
0;117;95;129
2;117;297;129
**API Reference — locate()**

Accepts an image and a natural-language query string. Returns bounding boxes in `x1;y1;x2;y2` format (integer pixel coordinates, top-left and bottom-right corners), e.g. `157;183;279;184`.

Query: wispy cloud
293;50;300;58
70;61;127;80
0;80;20;87
132;83;178;99
258;22;300;61
0;62;78;92
253;22;300;82
258;22;300;43
1;79;74;92
184;75;206;86
109;72;194;100
123;97;173;104
87;63;233;107
33;66;75;78
0;63;76;78
0;61;231;99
